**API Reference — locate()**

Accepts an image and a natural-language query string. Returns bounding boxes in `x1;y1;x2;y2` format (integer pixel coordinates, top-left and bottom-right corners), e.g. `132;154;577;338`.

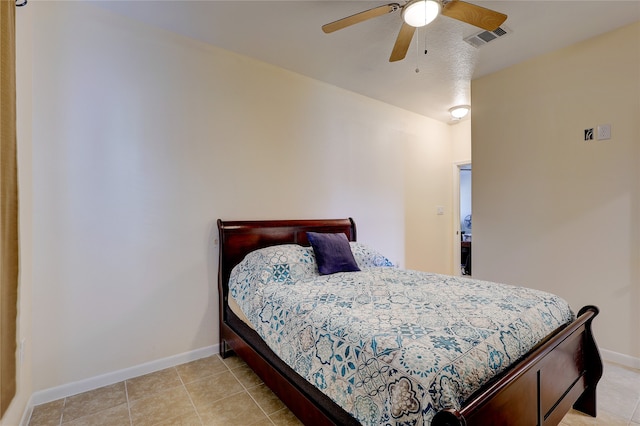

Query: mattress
229;295;254;329
229;243;574;425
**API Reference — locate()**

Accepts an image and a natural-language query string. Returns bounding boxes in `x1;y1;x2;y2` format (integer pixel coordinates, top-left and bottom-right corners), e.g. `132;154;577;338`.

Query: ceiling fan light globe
403;0;441;27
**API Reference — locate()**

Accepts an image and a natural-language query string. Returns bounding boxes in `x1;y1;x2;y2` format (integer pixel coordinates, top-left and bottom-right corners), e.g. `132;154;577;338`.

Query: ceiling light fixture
402;0;441;27
449;105;471;120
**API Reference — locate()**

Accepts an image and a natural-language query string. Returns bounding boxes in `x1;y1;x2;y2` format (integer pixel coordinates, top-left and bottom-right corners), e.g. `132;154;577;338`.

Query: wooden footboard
432;306;602;426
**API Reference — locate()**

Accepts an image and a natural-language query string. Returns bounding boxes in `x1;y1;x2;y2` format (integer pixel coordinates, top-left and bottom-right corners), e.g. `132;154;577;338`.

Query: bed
217;218;602;425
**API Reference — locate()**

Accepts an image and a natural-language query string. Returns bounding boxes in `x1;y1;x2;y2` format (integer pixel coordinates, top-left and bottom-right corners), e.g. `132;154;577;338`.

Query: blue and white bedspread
229;243;574;425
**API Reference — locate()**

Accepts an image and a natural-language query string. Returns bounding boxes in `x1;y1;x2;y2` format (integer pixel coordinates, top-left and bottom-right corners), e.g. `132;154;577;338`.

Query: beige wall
403;122;456;273
451;119;471;164
472;22;640;360
12;0;458;402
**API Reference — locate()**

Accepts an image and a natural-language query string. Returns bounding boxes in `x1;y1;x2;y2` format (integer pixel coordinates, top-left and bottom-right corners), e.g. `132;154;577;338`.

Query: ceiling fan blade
322;3;400;34
441;0;507;31
389;22;416;62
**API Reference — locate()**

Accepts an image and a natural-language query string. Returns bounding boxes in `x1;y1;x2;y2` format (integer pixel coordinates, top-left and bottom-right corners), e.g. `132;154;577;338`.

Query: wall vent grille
463;26;512;48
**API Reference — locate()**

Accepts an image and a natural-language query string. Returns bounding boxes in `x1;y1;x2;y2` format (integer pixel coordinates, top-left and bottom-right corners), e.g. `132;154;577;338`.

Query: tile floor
560;361;640;426
28;354;302;426
28;355;640;426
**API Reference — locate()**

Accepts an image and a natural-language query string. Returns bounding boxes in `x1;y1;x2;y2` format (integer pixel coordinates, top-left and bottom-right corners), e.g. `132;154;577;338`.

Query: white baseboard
19;398;34;426
600;348;640;370
29;344;219;409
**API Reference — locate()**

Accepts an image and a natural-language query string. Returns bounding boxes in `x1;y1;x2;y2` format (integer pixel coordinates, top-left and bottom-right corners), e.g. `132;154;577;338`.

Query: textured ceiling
94;0;640;123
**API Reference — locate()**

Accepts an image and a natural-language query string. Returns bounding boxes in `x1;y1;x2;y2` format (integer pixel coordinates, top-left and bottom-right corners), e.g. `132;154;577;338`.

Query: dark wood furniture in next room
461;241;471;275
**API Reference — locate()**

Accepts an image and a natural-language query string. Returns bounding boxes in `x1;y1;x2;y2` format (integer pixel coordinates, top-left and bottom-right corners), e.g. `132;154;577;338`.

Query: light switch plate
597;124;611;140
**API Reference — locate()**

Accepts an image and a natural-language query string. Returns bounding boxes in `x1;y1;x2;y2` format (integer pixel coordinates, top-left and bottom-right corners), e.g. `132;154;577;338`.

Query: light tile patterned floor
560;361;640;426
28;354;302;426
28;355;640;426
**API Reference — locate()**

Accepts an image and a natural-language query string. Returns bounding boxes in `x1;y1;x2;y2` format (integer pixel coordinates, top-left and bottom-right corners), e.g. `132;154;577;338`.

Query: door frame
453;161;471;276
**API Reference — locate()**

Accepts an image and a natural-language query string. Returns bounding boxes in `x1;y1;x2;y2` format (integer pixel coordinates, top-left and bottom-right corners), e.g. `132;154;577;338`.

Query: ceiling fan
322;0;507;62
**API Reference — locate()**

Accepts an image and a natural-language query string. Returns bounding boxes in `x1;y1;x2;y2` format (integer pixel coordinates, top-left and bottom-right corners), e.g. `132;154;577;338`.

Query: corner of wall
2;4;36;426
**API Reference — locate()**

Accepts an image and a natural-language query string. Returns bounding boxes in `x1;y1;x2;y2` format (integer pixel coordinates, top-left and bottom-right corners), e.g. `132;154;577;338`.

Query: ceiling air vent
463;26;512;48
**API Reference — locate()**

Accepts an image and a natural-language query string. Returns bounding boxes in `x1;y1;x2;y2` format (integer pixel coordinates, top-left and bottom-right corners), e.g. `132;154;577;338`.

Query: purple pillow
306;232;361;275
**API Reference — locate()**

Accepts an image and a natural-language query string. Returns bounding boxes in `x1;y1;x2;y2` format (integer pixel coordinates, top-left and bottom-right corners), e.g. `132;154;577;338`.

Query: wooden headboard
216;218;356;307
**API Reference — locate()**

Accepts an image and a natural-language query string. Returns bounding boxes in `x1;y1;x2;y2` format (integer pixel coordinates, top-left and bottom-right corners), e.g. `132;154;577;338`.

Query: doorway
453;163;472;276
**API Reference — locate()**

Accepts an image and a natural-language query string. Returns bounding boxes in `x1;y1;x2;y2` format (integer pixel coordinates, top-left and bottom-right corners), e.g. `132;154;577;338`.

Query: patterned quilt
229;243;574;425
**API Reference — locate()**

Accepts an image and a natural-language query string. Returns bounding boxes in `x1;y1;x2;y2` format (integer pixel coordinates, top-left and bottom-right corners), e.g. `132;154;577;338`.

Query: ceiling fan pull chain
415;28;421;73
424;27;428;55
